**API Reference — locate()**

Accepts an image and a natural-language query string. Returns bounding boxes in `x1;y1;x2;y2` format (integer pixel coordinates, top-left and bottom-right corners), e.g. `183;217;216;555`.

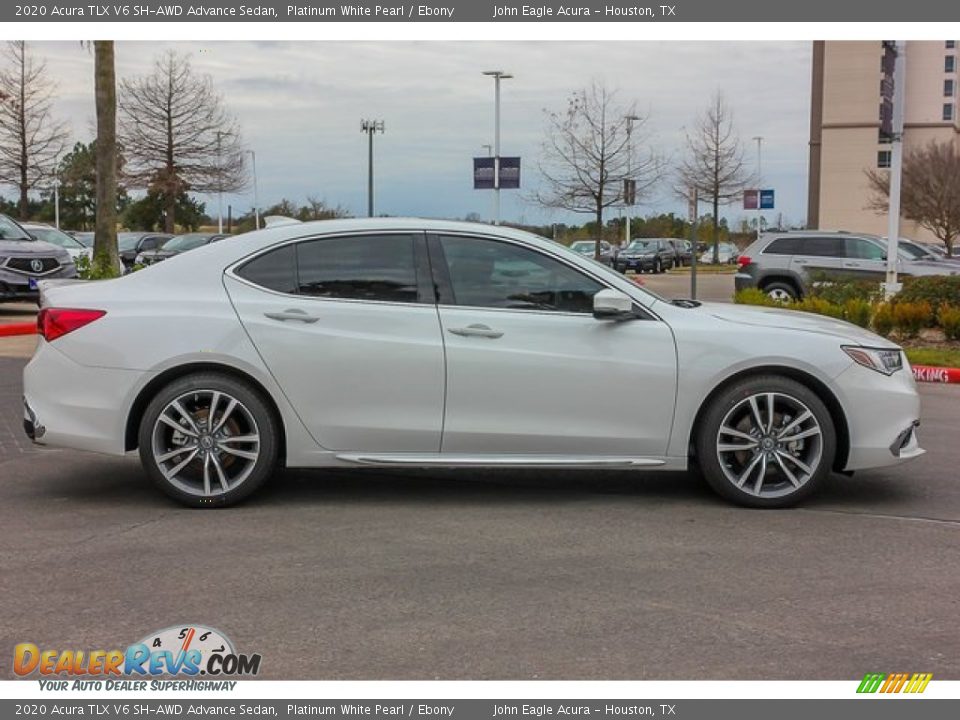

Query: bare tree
92;41;120;275
0;41;68;219
866;140;960;257
118;50;246;232
536;82;662;259
676;93;751;263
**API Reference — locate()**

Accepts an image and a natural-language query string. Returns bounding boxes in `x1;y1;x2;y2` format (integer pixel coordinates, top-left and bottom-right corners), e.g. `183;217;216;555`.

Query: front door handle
264;309;319;323
843;261;861;268
447;323;503;339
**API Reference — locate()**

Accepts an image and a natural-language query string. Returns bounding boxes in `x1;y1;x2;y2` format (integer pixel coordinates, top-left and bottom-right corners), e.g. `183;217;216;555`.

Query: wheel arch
124;361;287;463
757;274;803;299
687;365;850;472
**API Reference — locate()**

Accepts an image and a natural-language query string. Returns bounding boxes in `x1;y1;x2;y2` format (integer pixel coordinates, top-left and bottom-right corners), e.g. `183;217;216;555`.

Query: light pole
884;41;907;300
624;114;641;249
753;136;763;241
482;70;512;225
247;149;260;230
361;119;385;217
216;131;223;234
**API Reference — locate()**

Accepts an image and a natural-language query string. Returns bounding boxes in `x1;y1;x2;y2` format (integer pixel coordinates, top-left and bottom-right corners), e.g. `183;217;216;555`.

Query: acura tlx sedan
22;219;924;508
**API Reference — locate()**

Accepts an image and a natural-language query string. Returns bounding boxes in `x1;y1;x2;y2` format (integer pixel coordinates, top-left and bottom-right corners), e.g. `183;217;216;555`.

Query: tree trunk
712;195;720;264
164;190;176;233
93;41;119;274
595;202;603;261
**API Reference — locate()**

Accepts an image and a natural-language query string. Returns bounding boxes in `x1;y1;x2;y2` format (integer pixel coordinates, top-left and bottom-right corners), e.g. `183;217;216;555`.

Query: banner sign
759;189;775;209
473;157;520;190
743;189;759;210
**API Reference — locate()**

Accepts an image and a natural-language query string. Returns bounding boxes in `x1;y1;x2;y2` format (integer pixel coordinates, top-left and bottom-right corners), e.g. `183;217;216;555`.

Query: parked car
615;238;675;273
568;240;614;266
67;231;94;248
118;232;173;271
136;232;229;266
666;239;694;267
897;238;960;266
22;223;92;263
0;214;77;302
700;242;740;264
736;231;960;301
24;219;923;509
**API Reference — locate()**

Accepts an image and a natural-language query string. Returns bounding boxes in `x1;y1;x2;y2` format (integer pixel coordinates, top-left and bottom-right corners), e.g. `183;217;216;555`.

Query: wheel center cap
199;435;215;450
761;437;775;451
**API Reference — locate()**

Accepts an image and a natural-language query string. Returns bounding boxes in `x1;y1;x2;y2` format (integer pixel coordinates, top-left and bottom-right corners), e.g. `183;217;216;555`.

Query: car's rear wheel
138;373;279;507
763;282;798;302
695;376;836;508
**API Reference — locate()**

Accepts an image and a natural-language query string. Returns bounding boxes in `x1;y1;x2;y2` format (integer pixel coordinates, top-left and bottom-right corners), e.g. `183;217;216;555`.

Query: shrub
892;301;933;338
939;304;960;341
75;253;121;280
843;298;872;328
807;272;880;305
897;275;960;315
734;288;777;307
872;303;895;336
794;297;844;319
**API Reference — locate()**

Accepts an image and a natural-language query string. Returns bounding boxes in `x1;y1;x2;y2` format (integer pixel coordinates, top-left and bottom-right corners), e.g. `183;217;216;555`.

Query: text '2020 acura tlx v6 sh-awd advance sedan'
23;219;923;508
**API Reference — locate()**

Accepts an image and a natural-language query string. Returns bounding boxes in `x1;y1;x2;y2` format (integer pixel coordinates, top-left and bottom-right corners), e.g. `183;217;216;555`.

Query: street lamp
361;119;385;217
753;136;763;241
247;149;260;230
216;131;223;234
482;70;513;225
624;114;641;249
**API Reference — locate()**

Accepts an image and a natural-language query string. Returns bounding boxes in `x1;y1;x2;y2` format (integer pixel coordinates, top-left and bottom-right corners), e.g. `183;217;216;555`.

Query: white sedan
23;219;923;508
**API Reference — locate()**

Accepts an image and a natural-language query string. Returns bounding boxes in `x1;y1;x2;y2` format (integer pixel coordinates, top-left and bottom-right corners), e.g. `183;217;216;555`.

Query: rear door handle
264;309;319;323
447;323;503;339
843;262;861;268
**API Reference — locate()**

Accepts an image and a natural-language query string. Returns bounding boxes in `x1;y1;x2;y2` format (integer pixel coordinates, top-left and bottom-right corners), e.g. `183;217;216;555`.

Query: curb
0;323;36;338
912;365;960;384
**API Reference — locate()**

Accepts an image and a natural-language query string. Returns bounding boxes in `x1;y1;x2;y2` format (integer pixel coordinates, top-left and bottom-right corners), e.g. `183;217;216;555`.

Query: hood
698;301;898;347
0;238;71;260
903;260;960;276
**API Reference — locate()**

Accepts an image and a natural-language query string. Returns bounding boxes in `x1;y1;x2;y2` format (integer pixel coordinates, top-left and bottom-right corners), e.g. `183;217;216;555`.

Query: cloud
25;40;812;226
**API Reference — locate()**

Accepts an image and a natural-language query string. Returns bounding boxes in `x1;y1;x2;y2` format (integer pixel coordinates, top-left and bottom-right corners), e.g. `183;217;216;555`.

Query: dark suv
735;231;960;300
615;238;676;274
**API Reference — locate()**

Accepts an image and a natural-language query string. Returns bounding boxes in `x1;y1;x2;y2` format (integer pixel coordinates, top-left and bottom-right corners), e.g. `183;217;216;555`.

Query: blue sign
498;157;521;189
759;189;775;210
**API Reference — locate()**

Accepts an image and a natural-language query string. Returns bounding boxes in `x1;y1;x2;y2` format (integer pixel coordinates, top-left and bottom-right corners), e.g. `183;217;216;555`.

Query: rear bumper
734;273;757;292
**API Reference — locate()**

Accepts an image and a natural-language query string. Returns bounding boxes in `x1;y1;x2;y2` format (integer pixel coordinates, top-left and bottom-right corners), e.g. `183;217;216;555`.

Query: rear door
225;232;446;452
789;236;844;284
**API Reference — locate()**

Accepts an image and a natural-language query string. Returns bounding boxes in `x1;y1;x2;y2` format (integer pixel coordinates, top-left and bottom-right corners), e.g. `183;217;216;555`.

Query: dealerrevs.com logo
13;625;261;684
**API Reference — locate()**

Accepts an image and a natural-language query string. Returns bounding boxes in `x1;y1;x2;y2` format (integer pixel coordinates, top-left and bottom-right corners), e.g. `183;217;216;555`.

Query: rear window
766;236;843;257
236;245;298;295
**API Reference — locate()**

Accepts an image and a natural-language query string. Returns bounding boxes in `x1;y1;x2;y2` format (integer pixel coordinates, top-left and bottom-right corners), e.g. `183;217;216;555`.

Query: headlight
135;254;145;264
842;346;904;375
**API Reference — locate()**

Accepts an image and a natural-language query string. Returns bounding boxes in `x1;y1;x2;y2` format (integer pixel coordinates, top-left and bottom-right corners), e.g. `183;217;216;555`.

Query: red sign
743;189;759;210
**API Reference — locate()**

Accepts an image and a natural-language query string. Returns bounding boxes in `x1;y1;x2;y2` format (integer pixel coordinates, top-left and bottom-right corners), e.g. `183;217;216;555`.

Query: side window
439;235;604;313
141;237;158;251
295;234;419;303
845;238;886;260
763;237;801;255
236;244;298;295
793;237;842;257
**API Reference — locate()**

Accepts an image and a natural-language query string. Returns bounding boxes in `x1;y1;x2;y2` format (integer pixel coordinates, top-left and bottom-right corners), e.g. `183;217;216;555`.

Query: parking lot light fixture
247;149;259;230
361;120;385;217
482;71;513;225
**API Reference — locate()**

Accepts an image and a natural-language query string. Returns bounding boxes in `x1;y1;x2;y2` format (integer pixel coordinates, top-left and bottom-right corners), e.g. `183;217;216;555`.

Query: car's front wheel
695;376;836;508
138;373;279;507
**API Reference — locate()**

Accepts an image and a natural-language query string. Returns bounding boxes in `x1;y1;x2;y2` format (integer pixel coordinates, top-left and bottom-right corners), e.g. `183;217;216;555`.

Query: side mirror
593;289;636;321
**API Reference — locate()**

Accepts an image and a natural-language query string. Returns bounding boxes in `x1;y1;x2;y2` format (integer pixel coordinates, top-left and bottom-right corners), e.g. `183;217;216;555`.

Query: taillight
37;308;106;342
737;255;753;269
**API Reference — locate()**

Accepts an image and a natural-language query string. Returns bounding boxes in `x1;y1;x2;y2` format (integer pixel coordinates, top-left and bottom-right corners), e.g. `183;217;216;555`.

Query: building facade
807;40;959;245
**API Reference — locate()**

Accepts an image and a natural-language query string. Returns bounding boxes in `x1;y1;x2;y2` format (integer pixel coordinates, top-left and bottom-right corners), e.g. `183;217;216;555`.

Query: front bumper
0;264;76;302
617;257;655;272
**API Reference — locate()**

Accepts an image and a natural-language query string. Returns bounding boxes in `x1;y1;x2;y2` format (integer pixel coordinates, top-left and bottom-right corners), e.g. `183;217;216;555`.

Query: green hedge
897;276;960;314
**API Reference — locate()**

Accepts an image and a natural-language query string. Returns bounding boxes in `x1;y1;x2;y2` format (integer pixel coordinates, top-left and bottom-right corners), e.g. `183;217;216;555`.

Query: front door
429;234;678;456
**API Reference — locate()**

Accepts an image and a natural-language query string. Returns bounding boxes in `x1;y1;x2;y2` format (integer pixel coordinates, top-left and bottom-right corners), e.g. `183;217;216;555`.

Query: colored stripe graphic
857;672;932;693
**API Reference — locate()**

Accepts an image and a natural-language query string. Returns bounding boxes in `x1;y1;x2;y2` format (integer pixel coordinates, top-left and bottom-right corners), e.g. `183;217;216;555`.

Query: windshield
0;215;33;241
118;233;144;251
898;241;936;261
626;241;657;253
569;242;594;253
28;227;84;250
162;234;211;253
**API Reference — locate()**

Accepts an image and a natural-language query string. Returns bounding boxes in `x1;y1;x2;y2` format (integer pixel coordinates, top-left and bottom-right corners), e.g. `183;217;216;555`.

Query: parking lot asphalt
1;353;958;680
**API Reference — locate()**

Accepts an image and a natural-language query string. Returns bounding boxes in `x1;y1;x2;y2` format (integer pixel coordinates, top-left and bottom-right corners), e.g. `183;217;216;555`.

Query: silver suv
735;231;960;300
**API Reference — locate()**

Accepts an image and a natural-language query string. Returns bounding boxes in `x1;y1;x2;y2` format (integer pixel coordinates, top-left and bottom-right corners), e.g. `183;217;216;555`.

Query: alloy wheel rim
715;392;823;499
151;390;261;498
767;288;792;302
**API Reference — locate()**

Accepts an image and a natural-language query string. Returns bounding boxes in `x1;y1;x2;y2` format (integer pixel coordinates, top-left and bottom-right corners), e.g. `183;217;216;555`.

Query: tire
138;373;280;508
763;281;799;302
694;375;836;508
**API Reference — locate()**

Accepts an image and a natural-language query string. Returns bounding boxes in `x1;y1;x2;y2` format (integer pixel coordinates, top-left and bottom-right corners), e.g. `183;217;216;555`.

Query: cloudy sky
30;40;812;227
